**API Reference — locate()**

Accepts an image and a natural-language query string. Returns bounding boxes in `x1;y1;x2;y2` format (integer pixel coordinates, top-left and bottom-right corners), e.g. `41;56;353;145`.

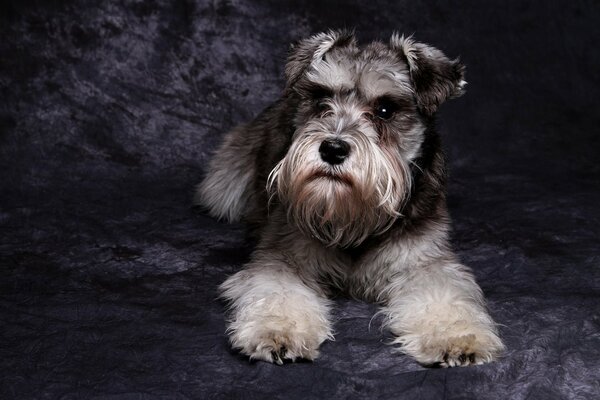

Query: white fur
312;31;346;62
390;33;419;71
268;98;410;247
307;52;414;98
348;222;504;366
220;258;334;364
360;66;414;99
219;217;504;366
307;55;355;90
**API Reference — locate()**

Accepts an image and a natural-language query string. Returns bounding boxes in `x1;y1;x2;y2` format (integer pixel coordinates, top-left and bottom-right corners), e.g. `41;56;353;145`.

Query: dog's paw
240;325;320;364
229;314;330;364
225;291;333;365
401;330;504;368
425;333;503;367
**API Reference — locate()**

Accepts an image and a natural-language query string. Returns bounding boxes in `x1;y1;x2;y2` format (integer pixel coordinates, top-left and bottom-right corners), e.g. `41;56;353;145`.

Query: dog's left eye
374;99;398;120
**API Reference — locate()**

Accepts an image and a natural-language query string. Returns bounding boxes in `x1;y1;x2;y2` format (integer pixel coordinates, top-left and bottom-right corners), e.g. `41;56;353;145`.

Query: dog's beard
268;124;412;248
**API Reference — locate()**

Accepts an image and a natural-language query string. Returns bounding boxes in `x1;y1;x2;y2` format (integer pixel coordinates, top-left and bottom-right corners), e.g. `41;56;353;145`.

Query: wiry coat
197;30;504;367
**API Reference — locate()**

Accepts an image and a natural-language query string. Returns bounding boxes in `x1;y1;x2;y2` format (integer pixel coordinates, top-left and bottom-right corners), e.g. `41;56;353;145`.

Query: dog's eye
315;99;330;115
307;85;334;116
374;99;398;120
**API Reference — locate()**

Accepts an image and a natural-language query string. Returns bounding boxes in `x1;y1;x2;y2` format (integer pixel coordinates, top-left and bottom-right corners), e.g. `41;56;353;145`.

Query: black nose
319;139;350;165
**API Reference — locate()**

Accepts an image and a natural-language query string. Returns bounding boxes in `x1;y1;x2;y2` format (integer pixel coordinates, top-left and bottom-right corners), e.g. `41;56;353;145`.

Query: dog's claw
271;346;288;365
280;346;287;359
271;350;283;365
438;351;479;367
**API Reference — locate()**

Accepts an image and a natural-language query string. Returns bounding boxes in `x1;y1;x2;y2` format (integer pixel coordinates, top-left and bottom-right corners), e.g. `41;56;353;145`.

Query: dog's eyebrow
371;93;414;109
300;82;335;99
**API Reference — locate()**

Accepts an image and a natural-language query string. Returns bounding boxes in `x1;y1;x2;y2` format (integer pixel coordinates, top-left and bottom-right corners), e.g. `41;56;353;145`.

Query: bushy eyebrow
296;77;416;111
296;81;335;99
371;94;414;109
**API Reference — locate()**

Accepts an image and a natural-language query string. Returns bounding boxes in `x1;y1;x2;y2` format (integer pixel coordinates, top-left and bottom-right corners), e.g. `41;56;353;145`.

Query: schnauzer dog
196;30;504;367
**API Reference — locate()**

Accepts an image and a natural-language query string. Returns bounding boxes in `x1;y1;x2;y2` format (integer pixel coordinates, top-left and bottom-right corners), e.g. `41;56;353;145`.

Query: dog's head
268;30;465;247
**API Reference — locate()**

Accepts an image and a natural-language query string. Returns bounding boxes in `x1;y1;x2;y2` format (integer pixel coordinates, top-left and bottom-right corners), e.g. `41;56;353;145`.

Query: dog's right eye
305;85;334;116
315;99;331;115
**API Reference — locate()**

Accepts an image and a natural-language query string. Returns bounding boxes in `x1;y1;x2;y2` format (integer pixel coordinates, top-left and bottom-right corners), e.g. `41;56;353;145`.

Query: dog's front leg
220;253;333;364
382;259;504;367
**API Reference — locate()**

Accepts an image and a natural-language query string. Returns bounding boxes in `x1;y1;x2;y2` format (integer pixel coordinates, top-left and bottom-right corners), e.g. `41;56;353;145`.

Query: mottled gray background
1;1;599;399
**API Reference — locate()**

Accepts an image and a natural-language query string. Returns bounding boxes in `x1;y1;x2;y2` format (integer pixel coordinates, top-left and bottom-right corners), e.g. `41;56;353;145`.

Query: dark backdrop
1;1;599;399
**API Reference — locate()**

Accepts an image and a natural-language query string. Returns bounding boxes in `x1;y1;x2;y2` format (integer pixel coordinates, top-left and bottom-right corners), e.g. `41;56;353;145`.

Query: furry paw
240;325;320;364
229;313;330;364
427;333;503;367
220;266;334;365
401;330;504;368
221;279;334;365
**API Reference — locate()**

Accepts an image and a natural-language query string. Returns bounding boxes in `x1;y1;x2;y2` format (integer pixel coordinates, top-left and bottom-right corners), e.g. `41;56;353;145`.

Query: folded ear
285;29;357;88
390;34;466;115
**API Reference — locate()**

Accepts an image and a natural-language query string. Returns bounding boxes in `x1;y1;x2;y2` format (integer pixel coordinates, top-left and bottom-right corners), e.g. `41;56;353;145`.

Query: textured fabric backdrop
1;1;599;399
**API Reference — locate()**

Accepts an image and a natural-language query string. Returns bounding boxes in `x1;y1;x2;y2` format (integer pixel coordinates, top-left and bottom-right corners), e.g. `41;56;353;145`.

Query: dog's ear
390;34;466;115
285;29;357;88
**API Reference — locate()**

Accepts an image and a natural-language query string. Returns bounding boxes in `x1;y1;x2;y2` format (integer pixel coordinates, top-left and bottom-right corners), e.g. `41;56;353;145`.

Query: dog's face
269;31;465;247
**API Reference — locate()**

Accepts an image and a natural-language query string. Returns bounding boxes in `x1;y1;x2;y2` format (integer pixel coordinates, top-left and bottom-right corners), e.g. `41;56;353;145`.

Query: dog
196;30;504;367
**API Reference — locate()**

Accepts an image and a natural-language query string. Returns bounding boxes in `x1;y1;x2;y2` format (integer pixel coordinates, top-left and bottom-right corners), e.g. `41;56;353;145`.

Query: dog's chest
329;238;408;300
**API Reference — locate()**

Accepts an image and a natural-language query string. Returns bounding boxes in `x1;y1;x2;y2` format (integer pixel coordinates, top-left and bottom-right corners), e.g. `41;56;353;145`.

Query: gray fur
197;30;503;367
